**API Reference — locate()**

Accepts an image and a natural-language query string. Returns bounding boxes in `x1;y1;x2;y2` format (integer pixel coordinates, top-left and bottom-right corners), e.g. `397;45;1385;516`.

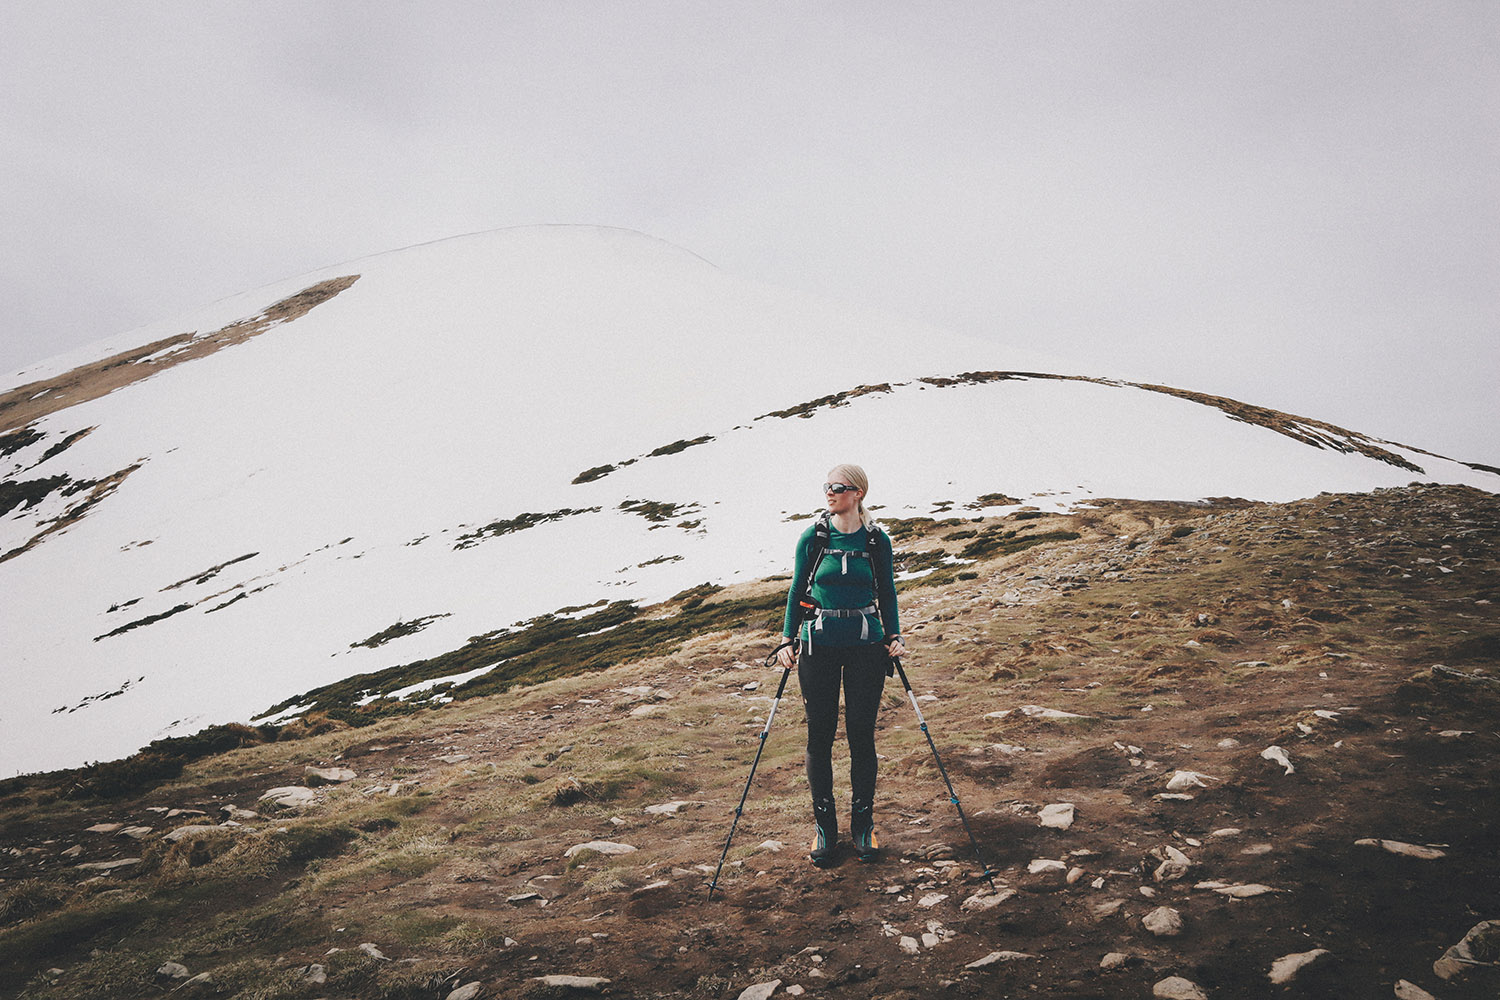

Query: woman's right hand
776;639;797;669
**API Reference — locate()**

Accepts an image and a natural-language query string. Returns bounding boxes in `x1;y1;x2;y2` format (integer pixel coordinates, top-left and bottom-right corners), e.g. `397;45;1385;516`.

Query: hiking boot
810;796;839;868
851;800;880;863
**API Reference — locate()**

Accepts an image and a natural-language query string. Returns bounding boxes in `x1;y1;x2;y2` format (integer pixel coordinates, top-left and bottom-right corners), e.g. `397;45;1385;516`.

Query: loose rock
258;786;317;811
965;950;1036;969
1143;906;1184;937
533;975;610;991
1038;803;1075;830
736;981;781;1000
304;765;356;785
1355;838;1446;860
1153;976;1208;1000
1434;920;1500;981
1394;980;1438;1000
447;984;483;1000
1269;948;1330;984
564;841;637;857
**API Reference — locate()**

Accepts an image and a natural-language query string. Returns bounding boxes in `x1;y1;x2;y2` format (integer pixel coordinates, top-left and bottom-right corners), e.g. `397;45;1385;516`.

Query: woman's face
824;473;863;515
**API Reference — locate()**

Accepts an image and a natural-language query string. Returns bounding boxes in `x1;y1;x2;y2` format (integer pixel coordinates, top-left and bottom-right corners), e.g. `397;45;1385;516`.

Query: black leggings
798;642;888;807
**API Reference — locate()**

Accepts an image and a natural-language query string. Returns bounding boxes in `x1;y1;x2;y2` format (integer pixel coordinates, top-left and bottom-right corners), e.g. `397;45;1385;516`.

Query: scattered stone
736;981;781;1000
1143;906;1184;937
785;987;804;997
75;858;141;872
644;801;696;815
1394;980;1438;1000
163;824;233;843
1100;952;1130;970
1153;976;1208;1000
1261;745;1295;775
220;805;260;821
86;823;123;833
507;892;545;905
1221;883;1277;898
564;841;637;858
156;962;191;980
1269;948;1330;984
1210;827;1242;838
899;936;920;955
304;964;327;984
758;840;784;852
1240;843;1274;856
61;844;83;858
1166;770;1215;791
116;825;154;840
986;704;1092;721
1216;738;1242;749
258;786;317;811
358;942;388;960
960;889;1015;911
447;984;482;1000
965;950;1036;969
1434;920;1500;981
1038;803;1075;830
1152;845;1192;883
917;892;949;908
533;975;610;991
304;765;356;785
1355;838;1446;860
436;753;471;763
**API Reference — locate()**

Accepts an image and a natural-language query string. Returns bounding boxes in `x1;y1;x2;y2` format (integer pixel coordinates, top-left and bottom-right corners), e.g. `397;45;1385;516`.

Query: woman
777;464;905;867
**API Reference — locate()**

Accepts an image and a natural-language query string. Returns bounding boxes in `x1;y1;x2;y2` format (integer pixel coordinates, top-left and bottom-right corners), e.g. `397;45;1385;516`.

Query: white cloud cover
2;2;1496;461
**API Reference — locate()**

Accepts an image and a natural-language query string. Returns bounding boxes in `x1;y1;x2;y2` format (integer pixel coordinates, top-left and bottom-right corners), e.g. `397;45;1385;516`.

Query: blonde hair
827;463;877;529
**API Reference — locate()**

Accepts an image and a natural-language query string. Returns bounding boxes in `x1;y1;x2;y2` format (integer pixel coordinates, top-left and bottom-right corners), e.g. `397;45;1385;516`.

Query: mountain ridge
2;226;1495;777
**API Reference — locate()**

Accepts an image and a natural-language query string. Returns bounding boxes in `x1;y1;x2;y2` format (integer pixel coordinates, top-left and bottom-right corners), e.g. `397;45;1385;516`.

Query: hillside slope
3;226;1496;777
1;483;1496;999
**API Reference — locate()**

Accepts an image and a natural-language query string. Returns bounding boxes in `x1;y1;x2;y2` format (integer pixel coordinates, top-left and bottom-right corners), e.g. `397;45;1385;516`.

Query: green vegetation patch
261;588;783;727
351;614;451;650
756;382;894;420
453;507;599;549
648;434;714;457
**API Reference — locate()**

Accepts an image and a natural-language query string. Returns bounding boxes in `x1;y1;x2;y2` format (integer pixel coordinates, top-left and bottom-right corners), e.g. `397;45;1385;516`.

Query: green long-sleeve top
781;520;900;647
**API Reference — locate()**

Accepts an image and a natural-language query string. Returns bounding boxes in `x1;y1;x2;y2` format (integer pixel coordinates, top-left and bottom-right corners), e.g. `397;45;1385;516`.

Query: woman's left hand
885;637;906;659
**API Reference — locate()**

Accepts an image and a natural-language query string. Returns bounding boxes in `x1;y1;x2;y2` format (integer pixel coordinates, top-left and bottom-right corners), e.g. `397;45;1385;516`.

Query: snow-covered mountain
2;226;1494;777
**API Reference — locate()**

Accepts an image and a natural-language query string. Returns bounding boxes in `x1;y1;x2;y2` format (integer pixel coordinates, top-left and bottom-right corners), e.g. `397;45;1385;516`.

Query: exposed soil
1;484;1497;999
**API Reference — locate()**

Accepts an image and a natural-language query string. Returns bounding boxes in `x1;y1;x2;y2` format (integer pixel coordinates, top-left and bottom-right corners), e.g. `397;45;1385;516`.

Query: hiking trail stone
533;975;610;991
304;765;356;785
446;984;483;1000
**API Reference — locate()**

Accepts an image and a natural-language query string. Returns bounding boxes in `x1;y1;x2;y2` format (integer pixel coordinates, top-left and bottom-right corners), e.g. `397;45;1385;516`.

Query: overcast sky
3;2;1496;463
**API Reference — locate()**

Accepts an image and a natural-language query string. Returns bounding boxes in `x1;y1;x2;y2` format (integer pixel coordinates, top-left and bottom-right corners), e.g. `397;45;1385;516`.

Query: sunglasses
823;483;860;495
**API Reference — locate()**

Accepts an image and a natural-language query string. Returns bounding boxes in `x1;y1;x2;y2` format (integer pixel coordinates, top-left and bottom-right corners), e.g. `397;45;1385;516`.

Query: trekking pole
891;656;998;892
708;640;796;900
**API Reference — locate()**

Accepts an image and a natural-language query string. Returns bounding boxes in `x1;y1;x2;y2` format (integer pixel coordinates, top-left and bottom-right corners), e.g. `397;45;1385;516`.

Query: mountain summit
2;226;1494;776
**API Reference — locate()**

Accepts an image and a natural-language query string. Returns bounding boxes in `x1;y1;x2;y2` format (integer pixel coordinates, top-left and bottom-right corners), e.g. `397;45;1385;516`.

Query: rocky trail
2;484;1497;999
